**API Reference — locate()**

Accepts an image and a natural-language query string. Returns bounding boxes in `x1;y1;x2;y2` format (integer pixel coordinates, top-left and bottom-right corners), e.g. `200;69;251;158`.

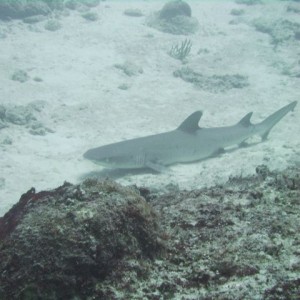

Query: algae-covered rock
0;120;7;130
0;0;51;20
65;0;79;10
23;15;46;24
146;165;300;299
44;19;62;31
0;102;53;135
4;105;36;125
0;0;101;20
0;105;6;121
124;8;143;17
0;178;4;189
287;2;300;13
65;0;100;10
83;0;100;8
81;11;98;21
0;166;299;298
43;0;64;10
147;0;198;35
174;67;249;92
235;0;262;5
252;18;300;45
159;0;192;20
230;8;245;16
114;61;143;76
11;69;29;83
0;180;163;299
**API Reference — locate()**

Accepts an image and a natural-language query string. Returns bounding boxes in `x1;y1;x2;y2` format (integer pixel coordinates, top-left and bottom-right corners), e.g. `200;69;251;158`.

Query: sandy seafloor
0;1;299;216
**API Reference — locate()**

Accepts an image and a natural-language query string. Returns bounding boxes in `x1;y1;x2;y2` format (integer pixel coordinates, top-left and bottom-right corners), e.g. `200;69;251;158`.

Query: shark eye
103;158;113;164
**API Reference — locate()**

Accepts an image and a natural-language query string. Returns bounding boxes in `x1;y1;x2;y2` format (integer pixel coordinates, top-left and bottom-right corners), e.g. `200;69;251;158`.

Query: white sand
0;1;299;216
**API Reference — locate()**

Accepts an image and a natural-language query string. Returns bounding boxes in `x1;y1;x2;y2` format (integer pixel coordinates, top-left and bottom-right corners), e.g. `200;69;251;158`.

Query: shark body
84;101;297;172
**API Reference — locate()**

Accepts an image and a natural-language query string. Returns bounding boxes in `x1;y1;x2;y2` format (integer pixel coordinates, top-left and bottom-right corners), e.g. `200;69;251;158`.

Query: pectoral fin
145;161;169;173
211;148;225;157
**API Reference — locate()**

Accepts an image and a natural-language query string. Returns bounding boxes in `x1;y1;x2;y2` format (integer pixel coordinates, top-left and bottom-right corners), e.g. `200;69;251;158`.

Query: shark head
83;144;144;169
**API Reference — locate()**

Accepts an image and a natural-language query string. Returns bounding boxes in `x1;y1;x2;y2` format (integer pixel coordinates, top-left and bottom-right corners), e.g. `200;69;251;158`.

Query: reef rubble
0;165;299;299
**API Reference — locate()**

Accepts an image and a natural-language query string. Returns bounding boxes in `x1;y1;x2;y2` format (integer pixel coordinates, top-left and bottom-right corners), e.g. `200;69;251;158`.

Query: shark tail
255;101;297;141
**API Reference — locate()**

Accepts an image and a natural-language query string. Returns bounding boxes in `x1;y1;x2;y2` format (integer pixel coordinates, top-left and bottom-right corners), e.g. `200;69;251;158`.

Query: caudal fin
256;101;297;141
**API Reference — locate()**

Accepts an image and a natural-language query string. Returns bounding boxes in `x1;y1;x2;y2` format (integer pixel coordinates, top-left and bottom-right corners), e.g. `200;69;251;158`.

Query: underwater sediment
0;165;299;299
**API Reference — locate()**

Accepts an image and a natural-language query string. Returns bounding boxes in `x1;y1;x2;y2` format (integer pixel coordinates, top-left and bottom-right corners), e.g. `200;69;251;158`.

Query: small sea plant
168;38;192;61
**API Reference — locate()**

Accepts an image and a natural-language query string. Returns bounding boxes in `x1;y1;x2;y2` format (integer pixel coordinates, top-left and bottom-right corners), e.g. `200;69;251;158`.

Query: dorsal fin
177;111;202;133
237;112;253;127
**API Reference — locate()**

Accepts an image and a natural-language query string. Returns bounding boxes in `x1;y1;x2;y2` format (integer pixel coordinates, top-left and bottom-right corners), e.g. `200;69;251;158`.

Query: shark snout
83;147;106;161
83;146;120;167
83;148;96;160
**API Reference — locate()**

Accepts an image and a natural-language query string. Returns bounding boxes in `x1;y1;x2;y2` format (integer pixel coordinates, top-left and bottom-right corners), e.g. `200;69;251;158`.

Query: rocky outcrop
0;165;299;299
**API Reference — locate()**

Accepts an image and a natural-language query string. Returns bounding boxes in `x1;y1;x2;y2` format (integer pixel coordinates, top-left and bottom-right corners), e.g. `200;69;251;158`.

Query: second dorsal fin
177;111;202;133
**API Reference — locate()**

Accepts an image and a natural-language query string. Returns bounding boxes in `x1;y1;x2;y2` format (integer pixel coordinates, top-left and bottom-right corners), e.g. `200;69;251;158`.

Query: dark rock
81;12;99;21
124;8;143;17
11;69;29;83
0;102;53;135
146;0;198;35
256;164;270;179
252;18;300;45
0;120;7;130
65;0;79;10
0;180;163;299
230;8;245;16
0;1;50;20
173;67;249;92
114;61;143;76
83;0;100;8
235;0;262;4
0;166;299;298
44;19;62;31
149;166;300;298
0;105;5;120
287;3;300;13
159;0;192;20
264;278;300;299
45;0;65;10
4;105;36;125
23;15;46;24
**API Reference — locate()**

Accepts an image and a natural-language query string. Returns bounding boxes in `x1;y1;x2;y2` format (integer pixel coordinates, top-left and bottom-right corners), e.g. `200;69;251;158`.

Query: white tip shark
84;101;297;172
